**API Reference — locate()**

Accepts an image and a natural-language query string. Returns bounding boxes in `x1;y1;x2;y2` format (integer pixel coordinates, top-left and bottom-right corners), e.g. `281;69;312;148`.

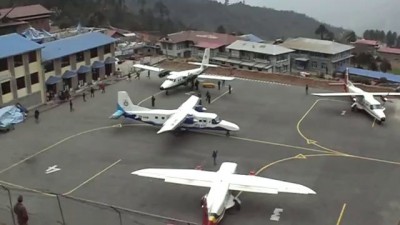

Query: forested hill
1;0;349;40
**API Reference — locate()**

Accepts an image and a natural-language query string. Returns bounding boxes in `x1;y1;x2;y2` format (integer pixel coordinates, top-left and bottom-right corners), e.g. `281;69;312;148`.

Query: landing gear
233;198;241;211
226;131;230;136
351;103;358;112
165;90;169;96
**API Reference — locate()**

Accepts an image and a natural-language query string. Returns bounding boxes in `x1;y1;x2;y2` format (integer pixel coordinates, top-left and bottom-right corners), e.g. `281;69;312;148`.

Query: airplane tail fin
328;67;350;92
188;48;219;68
111;91;148;119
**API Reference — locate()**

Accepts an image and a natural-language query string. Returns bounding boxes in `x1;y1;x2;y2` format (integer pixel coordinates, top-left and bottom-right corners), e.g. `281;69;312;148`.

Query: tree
315;24;328;40
369;61;378;71
154;1;169;19
397;36;400;48
216;25;226;34
363;30;371;39
380;59;392;72
343;31;357;43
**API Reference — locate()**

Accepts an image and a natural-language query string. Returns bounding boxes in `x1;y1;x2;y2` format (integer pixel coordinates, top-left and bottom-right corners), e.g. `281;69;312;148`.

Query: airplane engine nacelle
351;97;357;102
184;115;195;124
194;105;207;112
380;96;388;102
158;70;171;78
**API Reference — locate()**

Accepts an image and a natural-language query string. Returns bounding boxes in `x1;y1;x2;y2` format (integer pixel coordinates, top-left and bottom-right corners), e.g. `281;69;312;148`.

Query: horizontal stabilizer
110;110;124;119
198;74;235;81
188;62;219;68
312;92;364;97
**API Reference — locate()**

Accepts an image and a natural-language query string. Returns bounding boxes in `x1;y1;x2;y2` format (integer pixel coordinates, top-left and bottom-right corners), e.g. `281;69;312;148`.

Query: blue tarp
104;57;117;64
92;61;105;69
46;76;62;85
338;67;400;83
0;106;25;128
62;70;77;79
77;65;91;74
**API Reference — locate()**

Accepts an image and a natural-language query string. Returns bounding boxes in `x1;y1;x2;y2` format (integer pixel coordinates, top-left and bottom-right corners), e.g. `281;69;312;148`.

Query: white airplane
133;48;234;93
312;68;400;124
132;162;316;225
110;91;239;135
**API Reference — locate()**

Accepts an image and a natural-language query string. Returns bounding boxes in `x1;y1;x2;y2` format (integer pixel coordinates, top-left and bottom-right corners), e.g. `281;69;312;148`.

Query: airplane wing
132;168;215;187
198;74;235;81
226;174;316;195
133;64;164;72
312;93;365;97
368;92;400;96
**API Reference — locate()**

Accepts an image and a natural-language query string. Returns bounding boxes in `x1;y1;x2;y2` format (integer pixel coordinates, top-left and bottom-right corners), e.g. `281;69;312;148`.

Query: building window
30;72;39;85
90;48;98;58
76;52;84;62
16;77;26;89
14;55;23;67
61;56;70;67
104;45;111;54
29;51;37;63
0;58;7;71
311;61;317;68
168;44;173;50
44;62;54;72
1;81;11;94
321;63;327;69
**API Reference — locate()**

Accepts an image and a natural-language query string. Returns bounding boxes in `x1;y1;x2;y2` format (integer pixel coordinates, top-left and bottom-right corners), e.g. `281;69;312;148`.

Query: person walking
69;99;73;112
217;81;221;90
147;70;151;79
206;91;211;104
13;195;29;225
212;150;218;166
34;109;40;123
228;85;232;94
90;87;95;98
82;92;86;102
305;84;309;95
195;80;199;90
151;95;155;107
127;73;132;82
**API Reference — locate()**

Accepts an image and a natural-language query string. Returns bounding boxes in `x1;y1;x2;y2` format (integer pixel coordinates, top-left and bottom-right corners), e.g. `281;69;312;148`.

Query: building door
78;73;86;86
105;64;112;76
92;68;99;81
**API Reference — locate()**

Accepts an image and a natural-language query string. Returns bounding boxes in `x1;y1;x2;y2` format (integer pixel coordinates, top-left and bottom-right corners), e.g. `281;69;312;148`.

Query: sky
223;0;400;35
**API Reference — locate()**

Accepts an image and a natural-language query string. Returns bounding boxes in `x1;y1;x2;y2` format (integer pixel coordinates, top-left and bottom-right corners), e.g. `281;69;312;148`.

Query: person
69;99;73;112
82;92;86;102
147;70;151;79
228;85;232;94
101;83;105;93
90;87;95;98
197;92;202;105
217;81;221;90
305;84;309;95
127;73;132;82
151;95;155;107
34;109;40;122
206;91;211;104
14;195;28;225
212;150;218;166
195;80;200;90
135;70;140;80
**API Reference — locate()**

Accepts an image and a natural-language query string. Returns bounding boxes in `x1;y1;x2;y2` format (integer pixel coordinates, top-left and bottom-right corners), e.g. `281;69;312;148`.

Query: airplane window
155;116;158;119
212;117;221;124
162;117;165;119
371;105;383;110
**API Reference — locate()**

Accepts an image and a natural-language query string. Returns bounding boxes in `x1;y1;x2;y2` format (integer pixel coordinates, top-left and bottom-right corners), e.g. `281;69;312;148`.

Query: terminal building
0;33;45;107
41;32;117;94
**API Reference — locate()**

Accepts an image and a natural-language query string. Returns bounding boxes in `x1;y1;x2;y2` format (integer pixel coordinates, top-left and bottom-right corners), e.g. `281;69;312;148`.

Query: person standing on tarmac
217;81;221;90
228;85;232;94
212;150;218;166
34;109;40;123
206;91;211;104
14;195;29;225
305;84;309;95
151;95;155;107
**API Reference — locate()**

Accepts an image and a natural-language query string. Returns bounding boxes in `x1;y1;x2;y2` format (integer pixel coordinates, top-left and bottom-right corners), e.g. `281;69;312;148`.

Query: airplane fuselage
346;83;386;122
121;107;239;132
160;67;205;90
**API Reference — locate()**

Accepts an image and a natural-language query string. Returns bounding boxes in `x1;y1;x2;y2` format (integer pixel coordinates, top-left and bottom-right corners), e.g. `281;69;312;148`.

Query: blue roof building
338;67;400;83
0;33;43;59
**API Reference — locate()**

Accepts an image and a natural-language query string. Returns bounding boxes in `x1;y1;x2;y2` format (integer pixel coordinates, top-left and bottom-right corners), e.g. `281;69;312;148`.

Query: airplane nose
381;117;386;122
160;87;165;90
220;120;239;131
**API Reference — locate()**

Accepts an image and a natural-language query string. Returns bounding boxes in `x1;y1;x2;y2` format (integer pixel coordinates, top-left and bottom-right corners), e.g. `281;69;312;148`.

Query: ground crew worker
14;195;29;225
212;150;218;166
127;73;132;82
69;99;73;112
34;109;40;122
195;80;200;90
90;87;95;98
82;92;86;102
147;70;151;79
151;95;155;107
217;81;221;90
135;70;140;79
305;84;309;95
206;91;211;104
197;92;202;105
228;85;232;94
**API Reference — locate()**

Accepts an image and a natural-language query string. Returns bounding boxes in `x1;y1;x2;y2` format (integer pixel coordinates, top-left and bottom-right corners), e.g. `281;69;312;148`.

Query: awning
240;61;256;67
46;76;62;85
211;57;229;62
254;63;270;69
62;70;77;79
92;61;105;69
295;57;309;62
77;65;91;74
225;58;241;64
104;57;118;64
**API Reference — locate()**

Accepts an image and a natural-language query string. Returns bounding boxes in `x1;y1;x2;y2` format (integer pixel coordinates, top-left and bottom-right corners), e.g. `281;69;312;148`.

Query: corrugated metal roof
227;40;294;56
161;30;238;46
0;33;43;59
338;67;400;83
0;4;52;19
239;34;264;43
378;47;400;55
41;32;116;61
281;37;354;55
353;39;379;46
194;41;225;49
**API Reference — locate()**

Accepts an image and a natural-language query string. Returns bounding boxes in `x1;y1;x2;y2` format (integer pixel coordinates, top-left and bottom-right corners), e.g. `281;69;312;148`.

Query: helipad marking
45;165;61;174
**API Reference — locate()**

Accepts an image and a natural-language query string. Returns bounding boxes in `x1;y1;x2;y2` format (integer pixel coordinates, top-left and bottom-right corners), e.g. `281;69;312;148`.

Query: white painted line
45;165;61;174
270;208;283;221
211;89;232;104
341;110;346;116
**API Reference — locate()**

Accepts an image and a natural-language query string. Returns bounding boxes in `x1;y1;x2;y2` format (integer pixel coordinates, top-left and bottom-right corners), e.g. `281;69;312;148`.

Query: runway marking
336;203;347;225
63;159;121;195
211;89;232;104
45;165;61;174
0;180;56;197
137;90;164;106
372;119;376;128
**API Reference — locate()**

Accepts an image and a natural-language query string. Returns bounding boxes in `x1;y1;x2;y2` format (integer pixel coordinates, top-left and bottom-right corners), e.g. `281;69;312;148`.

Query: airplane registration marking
270;208;283;221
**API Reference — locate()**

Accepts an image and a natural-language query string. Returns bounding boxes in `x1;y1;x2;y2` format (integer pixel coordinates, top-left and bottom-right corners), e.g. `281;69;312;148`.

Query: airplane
110;91;239;135
312;68;400;124
132;48;235;94
132;162;316;225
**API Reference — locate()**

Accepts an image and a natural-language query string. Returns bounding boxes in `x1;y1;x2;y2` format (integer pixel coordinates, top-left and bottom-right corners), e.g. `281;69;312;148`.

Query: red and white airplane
132;162;316;225
312;68;400;124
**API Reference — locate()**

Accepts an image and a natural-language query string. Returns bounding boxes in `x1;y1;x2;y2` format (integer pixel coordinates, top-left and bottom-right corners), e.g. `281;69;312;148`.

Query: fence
0;184;197;225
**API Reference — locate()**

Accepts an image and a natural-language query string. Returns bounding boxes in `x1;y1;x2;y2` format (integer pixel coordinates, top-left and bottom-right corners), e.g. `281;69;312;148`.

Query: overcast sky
223;0;400;35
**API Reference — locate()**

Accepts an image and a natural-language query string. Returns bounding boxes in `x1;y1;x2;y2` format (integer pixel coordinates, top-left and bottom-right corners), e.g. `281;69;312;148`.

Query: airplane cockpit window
371;104;383;110
212;117;221;124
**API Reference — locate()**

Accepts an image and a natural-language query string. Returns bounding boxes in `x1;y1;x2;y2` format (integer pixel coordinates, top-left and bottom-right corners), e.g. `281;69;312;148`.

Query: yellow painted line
336;203;347;225
211;89;232;104
0;124;122;175
0;180;56;197
137;90;164;106
344;154;400;166
63;159;121;195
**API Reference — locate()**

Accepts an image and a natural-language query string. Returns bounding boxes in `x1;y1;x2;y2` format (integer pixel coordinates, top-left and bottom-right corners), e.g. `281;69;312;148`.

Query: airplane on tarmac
312;68;400;124
110;91;239;135
132;162;316;225
132;48;234;94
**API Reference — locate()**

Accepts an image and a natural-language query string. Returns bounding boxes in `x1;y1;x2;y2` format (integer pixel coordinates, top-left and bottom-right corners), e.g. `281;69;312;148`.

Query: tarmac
1;65;400;225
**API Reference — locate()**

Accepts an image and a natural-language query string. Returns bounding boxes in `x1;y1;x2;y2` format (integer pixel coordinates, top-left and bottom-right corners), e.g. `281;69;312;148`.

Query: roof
0;4;52;20
338;67;400;83
227;40;294;56
353;39;379;46
194;41;225;49
280;37;354;55
239;34;264;43
161;30;238;46
0;33;42;59
378;47;400;55
41;32;117;61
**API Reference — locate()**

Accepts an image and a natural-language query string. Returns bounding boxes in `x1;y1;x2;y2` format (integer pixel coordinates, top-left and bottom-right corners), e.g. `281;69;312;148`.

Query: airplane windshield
212;117;221;124
370;104;383;110
167;78;174;82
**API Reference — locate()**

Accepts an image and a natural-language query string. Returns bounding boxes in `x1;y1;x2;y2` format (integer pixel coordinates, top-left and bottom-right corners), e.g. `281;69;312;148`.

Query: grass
390;68;400;75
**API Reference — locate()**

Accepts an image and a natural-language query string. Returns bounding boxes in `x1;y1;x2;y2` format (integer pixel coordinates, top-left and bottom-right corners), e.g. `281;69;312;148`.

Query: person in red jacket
13;195;29;225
